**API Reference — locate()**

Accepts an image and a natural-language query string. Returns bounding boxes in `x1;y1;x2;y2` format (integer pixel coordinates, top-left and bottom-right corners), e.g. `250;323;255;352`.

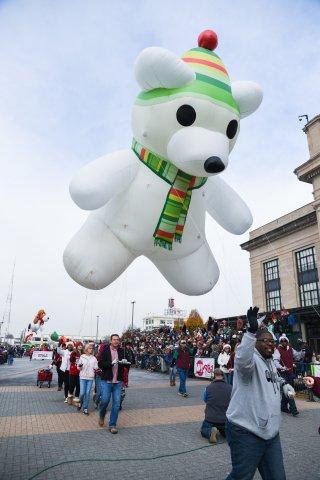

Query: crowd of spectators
0;344;25;364
121;316;319;380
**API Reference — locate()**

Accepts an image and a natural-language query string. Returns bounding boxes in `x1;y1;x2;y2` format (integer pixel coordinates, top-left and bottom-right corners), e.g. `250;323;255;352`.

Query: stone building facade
241;115;320;352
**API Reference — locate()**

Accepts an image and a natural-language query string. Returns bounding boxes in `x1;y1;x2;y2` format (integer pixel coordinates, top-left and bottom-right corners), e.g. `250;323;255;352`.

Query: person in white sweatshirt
225;307;295;480
218;344;232;384
57;341;74;403
78;343;98;415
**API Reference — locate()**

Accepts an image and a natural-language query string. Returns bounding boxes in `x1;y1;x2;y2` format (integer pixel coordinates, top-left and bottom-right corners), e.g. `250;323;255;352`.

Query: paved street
0;358;319;480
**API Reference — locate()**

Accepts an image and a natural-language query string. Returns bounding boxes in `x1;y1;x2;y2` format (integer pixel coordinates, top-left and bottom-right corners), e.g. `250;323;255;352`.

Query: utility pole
2;260;16;338
131;301;136;330
95;315;99;343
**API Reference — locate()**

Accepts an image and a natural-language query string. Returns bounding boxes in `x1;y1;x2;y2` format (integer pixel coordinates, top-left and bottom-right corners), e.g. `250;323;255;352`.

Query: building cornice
294;152;320;184
241;211;317;252
303;114;320;133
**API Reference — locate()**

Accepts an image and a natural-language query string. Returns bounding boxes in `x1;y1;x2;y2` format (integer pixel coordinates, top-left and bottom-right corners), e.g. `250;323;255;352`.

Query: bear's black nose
204;156;225;173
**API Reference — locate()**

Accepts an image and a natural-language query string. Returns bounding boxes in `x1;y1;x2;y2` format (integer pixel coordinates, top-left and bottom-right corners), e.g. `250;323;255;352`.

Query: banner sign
32;351;53;361
310;364;320;378
194;357;215;379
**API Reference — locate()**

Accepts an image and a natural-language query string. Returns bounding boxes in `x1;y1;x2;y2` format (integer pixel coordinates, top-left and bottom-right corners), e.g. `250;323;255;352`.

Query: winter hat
181;31;239;114
137;30;239;116
279;334;289;342
223;343;231;350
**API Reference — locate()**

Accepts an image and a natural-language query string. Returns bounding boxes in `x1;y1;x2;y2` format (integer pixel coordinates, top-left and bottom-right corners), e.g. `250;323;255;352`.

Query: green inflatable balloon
50;331;59;342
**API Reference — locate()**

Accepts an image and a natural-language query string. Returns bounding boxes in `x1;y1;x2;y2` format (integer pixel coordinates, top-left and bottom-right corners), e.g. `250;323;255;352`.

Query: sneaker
109;427;118;434
209;427;219;444
83;409;89;415
183;393;189;397
98;417;104;427
64;398;68;403
77;404;81;411
292;411;299;417
178;392;184;396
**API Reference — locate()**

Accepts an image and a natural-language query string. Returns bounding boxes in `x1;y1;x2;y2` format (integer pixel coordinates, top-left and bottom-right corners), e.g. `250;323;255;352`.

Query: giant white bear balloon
63;30;262;295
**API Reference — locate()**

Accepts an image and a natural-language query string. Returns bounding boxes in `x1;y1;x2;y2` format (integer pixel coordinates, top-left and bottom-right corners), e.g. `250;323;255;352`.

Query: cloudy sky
0;0;319;338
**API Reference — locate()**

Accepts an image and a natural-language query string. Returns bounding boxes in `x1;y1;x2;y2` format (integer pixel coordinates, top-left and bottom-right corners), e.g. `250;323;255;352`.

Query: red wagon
37;369;52;388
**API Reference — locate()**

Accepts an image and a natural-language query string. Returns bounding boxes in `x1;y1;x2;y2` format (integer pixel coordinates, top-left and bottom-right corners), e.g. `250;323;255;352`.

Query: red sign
194;357;215;379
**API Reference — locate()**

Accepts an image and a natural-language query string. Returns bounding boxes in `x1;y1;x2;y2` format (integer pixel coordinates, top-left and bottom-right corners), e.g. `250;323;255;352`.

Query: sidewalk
0;358;319;480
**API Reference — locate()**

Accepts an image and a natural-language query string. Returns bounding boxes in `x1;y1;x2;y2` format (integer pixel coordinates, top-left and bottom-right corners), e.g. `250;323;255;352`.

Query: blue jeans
295;362;307;376
95;375;102;406
169;366;177;382
223;372;233;385
177;368;188;394
99;381;122;427
225;420;286;480
7;355;14;365
79;379;93;410
201;419;226;438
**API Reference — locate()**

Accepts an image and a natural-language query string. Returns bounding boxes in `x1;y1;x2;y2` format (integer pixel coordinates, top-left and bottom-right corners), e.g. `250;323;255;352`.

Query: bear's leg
149;243;219;296
63;216;135;290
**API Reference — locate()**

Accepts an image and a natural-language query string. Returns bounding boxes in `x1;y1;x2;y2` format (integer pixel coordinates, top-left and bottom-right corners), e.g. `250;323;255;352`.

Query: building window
263;259;281;311
296;247;320;307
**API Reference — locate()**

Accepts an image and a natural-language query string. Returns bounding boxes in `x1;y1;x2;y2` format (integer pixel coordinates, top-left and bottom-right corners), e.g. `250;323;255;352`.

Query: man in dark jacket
176;340;190;397
98;334;130;434
201;368;232;443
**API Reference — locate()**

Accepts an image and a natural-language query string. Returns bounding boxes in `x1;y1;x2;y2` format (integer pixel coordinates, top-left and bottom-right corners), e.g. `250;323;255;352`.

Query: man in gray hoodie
225;307;295;480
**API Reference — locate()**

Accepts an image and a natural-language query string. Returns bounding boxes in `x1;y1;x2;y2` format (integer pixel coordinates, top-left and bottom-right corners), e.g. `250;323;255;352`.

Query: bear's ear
134;47;195;91
231;81;263;118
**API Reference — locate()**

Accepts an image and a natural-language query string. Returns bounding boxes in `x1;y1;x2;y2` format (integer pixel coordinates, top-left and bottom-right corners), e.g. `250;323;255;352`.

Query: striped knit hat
136;30;239;115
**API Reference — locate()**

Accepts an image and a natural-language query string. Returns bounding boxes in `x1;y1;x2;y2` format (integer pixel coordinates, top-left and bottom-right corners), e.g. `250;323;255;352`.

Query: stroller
37;367;53;388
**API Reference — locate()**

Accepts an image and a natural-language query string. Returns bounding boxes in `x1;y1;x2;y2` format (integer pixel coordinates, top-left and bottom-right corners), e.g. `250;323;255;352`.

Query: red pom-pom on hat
198;30;218;51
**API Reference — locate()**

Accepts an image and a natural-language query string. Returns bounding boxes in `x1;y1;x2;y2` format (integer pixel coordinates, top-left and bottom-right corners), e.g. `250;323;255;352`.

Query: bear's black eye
226;119;238;139
176;105;196;126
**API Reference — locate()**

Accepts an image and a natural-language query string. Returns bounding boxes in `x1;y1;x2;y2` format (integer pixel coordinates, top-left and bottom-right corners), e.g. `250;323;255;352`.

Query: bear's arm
69;149;139;210
204;176;252;235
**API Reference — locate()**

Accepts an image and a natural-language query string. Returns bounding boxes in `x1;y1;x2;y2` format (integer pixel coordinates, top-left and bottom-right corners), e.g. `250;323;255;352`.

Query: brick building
241;115;320;352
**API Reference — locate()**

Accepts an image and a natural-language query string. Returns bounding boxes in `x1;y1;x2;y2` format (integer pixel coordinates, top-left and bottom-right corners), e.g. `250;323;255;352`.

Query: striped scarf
132;139;207;250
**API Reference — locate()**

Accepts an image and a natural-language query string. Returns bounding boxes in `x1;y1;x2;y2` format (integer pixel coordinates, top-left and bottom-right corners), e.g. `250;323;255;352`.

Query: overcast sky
0;0;319;338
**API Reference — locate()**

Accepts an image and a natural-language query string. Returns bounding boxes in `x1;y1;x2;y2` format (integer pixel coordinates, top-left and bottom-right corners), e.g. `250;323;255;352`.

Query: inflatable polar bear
63;30;262;296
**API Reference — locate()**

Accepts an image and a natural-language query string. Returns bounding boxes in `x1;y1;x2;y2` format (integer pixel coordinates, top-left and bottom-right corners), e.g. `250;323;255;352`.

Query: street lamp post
131;301;136;330
96;315;100;343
